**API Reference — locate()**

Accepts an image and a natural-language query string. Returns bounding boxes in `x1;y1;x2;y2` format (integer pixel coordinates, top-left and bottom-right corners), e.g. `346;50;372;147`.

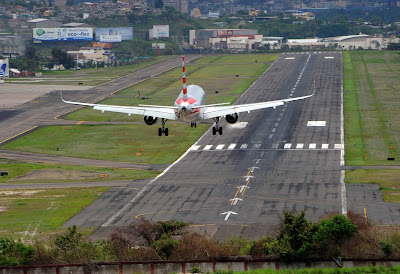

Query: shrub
0;238;34;266
313;214;357;258
269;211;318;261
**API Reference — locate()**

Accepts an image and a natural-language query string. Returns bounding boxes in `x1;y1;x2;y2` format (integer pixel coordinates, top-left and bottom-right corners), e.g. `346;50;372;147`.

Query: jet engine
225;113;239;124
144;116;158;125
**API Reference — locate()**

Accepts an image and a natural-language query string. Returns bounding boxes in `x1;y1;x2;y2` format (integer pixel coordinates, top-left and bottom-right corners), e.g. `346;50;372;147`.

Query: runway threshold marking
0;126;38;145
307;121;326;127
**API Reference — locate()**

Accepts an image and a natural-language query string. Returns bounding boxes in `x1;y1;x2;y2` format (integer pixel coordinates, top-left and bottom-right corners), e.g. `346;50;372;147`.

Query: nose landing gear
158;118;169;136
191;122;197;128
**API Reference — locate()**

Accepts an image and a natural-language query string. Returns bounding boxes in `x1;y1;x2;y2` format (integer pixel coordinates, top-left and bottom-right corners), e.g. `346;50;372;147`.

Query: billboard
217;30;233;37
149;25;169;39
0;58;9;77
152;43;165;49
92;42;112;49
100;35;121;43
95;27;133;41
33;28;93;41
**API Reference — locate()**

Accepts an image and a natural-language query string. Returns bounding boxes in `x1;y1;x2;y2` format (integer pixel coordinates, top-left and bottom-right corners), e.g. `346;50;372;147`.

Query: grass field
7;56;174;86
0;159;160;184
2;124;210;164
343;51;400;203
343;51;399;166
65;54;274;123
0;187;108;240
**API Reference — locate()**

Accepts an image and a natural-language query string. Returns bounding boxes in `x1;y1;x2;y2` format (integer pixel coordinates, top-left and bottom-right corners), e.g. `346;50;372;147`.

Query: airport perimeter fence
1;258;400;273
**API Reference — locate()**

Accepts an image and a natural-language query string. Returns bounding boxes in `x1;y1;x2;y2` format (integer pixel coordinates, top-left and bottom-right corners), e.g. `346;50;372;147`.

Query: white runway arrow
248;166;259;172
243;175;254;181
229;198;243;205
237;185;249;193
221;211;238;221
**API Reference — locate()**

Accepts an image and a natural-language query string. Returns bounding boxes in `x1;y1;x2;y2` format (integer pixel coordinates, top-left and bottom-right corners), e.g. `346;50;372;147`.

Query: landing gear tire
191;122;197;128
158;118;169;136
212;117;223;136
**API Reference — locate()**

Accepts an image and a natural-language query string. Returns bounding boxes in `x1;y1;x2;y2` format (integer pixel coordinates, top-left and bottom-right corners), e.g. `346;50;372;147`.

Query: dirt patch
0;207;8;213
11;169;104;181
0;190;43;196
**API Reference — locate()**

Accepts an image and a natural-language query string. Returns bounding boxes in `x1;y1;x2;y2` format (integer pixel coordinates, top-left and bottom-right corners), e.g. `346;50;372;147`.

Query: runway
65;52;354;240
2;53;400;241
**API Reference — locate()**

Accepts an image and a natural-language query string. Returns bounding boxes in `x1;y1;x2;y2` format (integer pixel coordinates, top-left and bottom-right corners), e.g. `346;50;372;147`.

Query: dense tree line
2;211;400;266
10;46;74;71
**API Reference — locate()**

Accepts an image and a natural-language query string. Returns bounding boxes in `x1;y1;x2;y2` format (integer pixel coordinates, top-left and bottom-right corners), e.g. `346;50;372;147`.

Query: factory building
189;29;260;51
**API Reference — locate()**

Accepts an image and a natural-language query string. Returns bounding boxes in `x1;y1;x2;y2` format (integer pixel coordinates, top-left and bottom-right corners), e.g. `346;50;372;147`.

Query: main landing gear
158;118;168;136
191;122;197;128
212;117;223;135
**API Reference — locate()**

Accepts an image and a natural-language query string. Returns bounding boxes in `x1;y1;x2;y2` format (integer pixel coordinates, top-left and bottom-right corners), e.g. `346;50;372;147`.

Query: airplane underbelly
179;112;201;122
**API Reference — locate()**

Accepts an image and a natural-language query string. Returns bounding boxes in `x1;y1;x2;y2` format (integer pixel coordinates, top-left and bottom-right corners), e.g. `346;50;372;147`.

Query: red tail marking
182;56;187;98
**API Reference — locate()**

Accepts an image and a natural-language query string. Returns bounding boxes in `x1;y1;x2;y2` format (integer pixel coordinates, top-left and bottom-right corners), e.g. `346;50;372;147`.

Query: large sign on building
100;35;122;43
149;25;169;39
95;27;133;41
0;58;9;77
33;28;93;41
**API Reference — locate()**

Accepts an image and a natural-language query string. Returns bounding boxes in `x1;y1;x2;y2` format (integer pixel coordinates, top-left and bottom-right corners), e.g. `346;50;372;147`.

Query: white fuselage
174;84;206;122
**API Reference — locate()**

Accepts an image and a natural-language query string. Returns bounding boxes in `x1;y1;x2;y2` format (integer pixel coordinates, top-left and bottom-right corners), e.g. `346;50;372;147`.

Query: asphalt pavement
66;52;385;241
1;53;400;241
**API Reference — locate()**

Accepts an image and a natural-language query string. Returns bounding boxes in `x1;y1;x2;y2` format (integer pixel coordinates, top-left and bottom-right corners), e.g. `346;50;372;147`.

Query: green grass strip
360;55;397;158
343;52;367;165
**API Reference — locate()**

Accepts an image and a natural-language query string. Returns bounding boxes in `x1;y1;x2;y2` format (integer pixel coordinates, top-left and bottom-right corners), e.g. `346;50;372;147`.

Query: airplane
0;63;6;77
62;57;314;136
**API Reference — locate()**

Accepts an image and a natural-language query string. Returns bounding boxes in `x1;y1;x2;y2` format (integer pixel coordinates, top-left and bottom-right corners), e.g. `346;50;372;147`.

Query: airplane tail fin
182;56;188;101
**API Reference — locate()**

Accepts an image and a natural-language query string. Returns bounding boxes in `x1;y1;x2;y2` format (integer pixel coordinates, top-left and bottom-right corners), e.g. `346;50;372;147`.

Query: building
209;34;264;51
67;49;110;67
293;11;315;21
190;8;201;18
285;34;400;50
163;0;188;13
26;18;62;28
189;29;262;51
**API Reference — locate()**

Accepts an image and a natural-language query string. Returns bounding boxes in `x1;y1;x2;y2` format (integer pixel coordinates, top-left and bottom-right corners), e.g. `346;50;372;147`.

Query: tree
268;211;318;262
154;0;163;9
50;48;74;69
24;46;39;61
66;0;74;6
0;238;34;266
312;214;357;258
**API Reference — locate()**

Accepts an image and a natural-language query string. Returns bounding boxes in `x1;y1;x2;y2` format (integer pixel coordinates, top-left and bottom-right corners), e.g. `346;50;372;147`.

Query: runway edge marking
340;52;348;215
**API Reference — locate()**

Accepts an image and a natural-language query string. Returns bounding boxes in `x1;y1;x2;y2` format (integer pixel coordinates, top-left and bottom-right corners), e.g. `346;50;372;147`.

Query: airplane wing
202;93;313;120
61;96;177;120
